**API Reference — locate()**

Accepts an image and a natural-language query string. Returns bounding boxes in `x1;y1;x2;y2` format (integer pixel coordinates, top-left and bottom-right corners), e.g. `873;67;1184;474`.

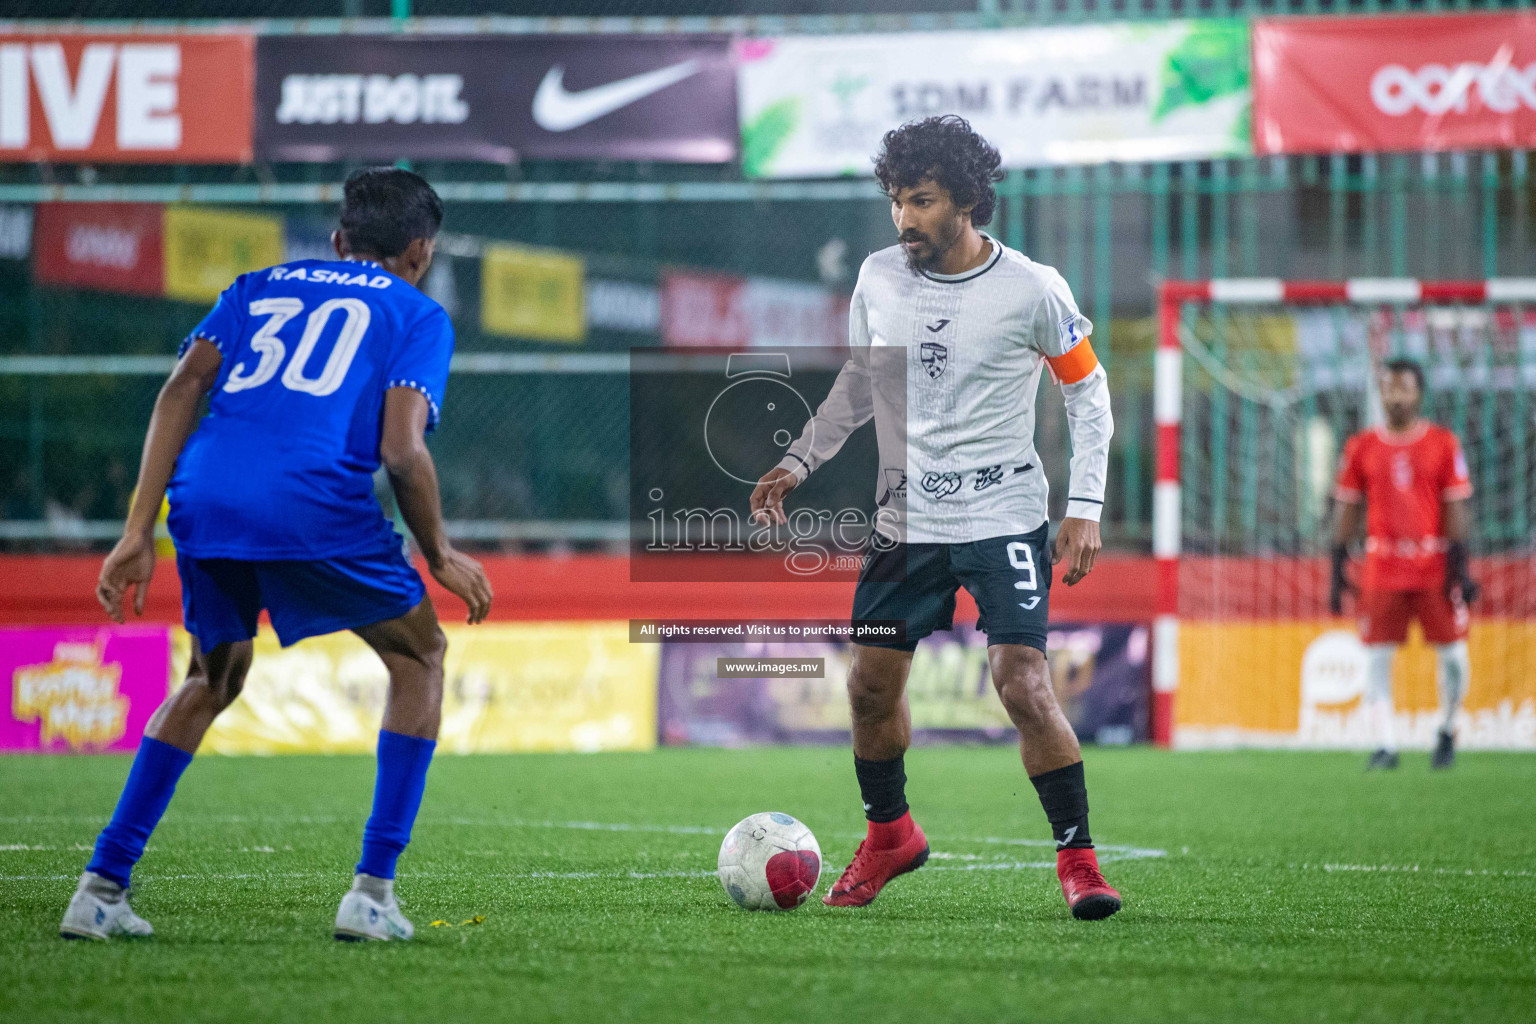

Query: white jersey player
770;228;1112;545
751;115;1121;921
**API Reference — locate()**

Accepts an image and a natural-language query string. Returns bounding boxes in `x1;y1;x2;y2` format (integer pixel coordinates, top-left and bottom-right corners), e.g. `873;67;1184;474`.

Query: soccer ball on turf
717;812;822;911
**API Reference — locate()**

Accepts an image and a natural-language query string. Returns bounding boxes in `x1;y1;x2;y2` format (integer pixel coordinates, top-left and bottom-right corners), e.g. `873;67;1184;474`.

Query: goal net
1153;279;1536;750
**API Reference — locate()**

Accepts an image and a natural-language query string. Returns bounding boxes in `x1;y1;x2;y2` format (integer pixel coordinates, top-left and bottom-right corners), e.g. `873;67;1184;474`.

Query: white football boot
334;874;414;942
59;871;154;941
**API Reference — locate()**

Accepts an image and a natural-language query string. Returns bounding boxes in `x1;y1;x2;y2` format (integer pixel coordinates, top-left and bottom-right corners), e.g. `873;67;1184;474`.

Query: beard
900;218;965;275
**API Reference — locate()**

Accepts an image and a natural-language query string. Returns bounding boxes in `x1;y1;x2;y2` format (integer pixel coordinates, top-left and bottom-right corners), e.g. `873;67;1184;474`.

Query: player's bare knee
423;624;448;673
410;625;447;691
421;627;447;699
390;625;446;703
206;646;252;711
990;646;1054;723
846;658;902;722
183;642;251;713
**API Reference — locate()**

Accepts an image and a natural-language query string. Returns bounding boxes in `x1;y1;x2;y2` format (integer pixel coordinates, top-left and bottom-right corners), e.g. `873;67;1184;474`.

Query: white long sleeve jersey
775;235;1114;544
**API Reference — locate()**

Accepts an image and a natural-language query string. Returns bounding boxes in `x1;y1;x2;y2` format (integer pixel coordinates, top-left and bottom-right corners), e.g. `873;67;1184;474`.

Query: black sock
853;755;908;823
1030;761;1093;849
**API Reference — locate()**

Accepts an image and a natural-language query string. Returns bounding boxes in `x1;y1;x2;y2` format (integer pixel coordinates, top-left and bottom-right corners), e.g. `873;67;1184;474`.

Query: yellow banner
177;622;658;755
480;242;585;343
163;206;285;303
1176;620;1536;749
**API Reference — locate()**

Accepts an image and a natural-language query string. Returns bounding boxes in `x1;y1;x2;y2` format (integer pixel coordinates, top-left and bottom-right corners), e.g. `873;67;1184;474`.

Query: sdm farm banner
737;21;1250;177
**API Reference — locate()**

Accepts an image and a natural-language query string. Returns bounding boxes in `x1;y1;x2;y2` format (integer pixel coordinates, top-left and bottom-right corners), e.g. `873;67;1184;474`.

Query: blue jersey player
60;169;492;943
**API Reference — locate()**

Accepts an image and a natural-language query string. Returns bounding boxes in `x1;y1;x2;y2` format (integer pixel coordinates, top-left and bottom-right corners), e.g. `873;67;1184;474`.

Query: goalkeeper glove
1328;544;1354;616
1445;540;1481;605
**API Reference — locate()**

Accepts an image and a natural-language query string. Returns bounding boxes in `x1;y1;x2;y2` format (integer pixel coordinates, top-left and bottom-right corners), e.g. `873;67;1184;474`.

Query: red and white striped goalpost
1150;277;1536;747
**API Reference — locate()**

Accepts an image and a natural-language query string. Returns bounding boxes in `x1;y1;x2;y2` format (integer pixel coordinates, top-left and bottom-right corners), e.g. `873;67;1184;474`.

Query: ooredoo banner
737;21;1250;176
0;35;253;163
32;202;164;296
1;626;170;753
1253;13;1536;155
256;35;736;163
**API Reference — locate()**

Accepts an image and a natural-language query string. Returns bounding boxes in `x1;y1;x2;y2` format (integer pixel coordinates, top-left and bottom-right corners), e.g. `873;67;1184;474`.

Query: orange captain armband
1046;337;1099;384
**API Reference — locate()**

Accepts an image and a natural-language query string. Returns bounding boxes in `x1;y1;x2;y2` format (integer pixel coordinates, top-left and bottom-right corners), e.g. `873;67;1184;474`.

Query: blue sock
86;737;194;888
356;730;436;880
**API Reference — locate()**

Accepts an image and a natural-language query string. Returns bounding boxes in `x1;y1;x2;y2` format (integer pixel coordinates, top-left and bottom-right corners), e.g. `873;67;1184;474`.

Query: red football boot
823;813;929;907
1057;847;1122;920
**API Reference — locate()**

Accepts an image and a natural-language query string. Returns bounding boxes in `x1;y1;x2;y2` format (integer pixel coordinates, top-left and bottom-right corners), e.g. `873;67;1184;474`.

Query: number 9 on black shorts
851;520;1052;653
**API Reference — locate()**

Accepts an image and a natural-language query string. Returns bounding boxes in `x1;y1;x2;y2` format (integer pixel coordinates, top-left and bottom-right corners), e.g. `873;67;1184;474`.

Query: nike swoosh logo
532;60;702;132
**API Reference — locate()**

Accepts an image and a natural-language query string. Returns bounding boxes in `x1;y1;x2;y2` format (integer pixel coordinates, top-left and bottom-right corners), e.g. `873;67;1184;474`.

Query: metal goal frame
1151;277;1536;746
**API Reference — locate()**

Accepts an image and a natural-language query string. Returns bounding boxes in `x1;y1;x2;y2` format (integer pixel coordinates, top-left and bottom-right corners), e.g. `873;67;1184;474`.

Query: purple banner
1;626;170;754
256;35;737;163
658;622;1150;747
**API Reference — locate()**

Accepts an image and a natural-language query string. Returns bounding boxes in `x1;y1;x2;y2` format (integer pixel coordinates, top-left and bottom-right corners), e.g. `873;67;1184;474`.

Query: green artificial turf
3;747;1534;1023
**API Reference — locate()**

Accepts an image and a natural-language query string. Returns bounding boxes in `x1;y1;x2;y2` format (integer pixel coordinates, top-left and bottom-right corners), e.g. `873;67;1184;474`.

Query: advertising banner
1175;621;1536;749
192;622;658;755
1253;14;1536;156
587;278;661;334
737;21;1249;177
162;205;285;303
480;241;586;343
32;202;164;296
658;622;1149;746
660;271;847;347
255;35;736;163
0;34;253;163
0;626;170;753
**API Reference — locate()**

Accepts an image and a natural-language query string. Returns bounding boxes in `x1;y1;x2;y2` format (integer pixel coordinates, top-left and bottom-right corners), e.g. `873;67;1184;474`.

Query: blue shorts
177;543;426;651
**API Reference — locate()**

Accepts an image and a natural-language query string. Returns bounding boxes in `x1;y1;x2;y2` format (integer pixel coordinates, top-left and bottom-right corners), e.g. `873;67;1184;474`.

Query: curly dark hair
873;115;1005;226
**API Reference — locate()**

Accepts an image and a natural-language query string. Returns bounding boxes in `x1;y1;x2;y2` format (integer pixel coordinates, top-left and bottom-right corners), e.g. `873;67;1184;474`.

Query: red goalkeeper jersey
1333;421;1473;591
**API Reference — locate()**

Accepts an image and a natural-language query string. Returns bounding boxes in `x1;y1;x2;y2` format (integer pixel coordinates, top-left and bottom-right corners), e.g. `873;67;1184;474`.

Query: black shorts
851;521;1052;653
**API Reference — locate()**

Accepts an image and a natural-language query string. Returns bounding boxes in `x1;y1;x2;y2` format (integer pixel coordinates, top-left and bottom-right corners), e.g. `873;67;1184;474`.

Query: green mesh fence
1178;301;1536;567
4;1;1536;551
